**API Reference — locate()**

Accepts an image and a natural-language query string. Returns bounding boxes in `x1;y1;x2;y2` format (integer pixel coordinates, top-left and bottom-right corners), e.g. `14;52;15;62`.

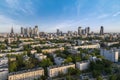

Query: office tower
29;27;32;37
60;31;63;36
35;25;39;36
85;27;90;34
85;28;88;34
10;27;14;37
88;27;90;34
100;26;104;35
57;29;60;35
68;31;72;36
24;28;27;36
82;29;85;35
11;27;14;34
26;28;30;37
21;27;24;34
78;27;82;35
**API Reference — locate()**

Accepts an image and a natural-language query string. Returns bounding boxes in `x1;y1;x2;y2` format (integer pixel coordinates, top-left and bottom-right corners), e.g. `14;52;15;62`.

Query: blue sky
0;0;120;33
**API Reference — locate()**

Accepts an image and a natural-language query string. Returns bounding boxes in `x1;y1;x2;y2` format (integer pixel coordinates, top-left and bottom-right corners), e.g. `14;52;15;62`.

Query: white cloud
42;19;90;32
75;0;85;17
0;15;21;33
113;11;120;17
5;0;34;15
97;14;109;19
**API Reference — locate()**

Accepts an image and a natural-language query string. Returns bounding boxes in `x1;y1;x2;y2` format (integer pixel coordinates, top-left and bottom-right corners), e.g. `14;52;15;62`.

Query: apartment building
73;44;100;49
76;60;90;71
8;67;44;80
100;49;119;62
42;47;64;53
47;63;75;77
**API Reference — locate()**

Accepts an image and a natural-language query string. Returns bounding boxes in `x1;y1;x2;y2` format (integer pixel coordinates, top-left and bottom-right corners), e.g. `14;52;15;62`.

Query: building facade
47;63;75;77
100;49;119;62
8;68;44;80
76;60;90;71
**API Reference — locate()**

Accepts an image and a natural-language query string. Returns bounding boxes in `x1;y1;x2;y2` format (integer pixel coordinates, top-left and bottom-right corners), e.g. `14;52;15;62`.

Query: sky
0;0;120;33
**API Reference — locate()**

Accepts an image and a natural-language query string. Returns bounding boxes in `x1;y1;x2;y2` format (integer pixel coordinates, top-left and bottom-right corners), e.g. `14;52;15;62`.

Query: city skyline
0;0;120;33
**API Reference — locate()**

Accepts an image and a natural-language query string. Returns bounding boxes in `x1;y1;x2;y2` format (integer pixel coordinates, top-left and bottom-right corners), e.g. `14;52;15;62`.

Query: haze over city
1;0;120;80
0;0;120;33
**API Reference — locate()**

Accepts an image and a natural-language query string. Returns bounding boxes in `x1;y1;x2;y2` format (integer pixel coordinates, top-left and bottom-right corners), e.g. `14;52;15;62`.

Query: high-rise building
85;27;90;35
88;27;90;34
10;27;14;37
57;29;60;35
100;26;104;35
21;27;24;34
78;27;82;35
11;27;14;34
26;28;30;37
29;27;32;37
35;25;39;36
82;29;85;35
24;28;27;36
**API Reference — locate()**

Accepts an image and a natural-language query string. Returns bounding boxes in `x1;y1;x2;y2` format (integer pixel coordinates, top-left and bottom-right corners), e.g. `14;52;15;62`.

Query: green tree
40;58;53;68
96;76;103;80
9;62;17;72
68;67;81;75
109;75;117;80
64;57;73;63
93;70;101;78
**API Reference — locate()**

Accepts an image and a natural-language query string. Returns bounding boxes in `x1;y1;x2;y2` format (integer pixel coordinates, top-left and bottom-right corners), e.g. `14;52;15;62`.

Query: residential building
47;63;75;77
35;53;47;61
54;57;65;65
100;49;119;62
76;60;90;71
73;44;100;49
8;67;44;80
42;47;64;53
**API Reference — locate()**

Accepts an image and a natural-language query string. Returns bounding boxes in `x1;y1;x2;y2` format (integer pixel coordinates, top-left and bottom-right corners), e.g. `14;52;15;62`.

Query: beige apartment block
8;68;44;80
47;63;75;77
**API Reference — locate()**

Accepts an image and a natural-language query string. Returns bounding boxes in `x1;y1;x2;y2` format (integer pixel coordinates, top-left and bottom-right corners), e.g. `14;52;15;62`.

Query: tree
67;67;81;75
96;76;103;80
109;75;117;80
64;57;72;63
40;58;53;68
72;55;81;63
93;70;101;78
9;62;17;72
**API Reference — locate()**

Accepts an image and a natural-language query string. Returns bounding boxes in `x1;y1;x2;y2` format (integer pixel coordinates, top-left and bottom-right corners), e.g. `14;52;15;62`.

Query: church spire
11;27;14;34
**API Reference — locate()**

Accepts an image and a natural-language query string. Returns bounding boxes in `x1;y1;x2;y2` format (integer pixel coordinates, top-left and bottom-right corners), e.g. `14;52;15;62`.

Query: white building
76;60;90;71
100;49;119;62
47;63;75;77
8;67;44;80
35;53;47;61
74;40;89;45
0;57;8;66
54;57;65;65
0;68;8;80
105;42;119;46
73;44;100;49
67;48;80;54
31;50;37;54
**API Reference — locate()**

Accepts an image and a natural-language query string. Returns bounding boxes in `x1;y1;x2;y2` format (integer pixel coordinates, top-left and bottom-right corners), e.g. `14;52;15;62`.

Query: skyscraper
78;27;82;35
29;27;32;37
11;27;14;34
21;27;24;34
57;29;60;35
35;25;39;36
82;29;85;35
88;27;90;34
26;28;30;37
100;26;104;35
10;27;14;37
